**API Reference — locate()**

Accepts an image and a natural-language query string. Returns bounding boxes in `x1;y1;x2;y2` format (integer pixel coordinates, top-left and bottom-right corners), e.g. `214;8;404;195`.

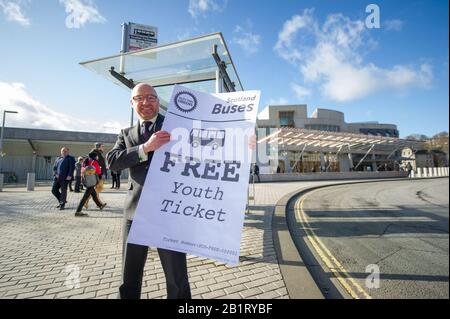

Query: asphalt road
298;178;449;299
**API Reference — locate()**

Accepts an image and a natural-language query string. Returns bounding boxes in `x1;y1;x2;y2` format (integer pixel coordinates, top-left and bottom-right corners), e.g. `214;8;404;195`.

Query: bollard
0;173;3;192
438;167;443;177
27;173;35;191
433;167;438;177
410;170;415;178
417;167;422;178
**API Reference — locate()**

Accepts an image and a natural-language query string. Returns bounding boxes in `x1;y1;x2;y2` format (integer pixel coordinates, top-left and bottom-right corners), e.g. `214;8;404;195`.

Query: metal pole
0;111;5;173
120;22;128;74
215;69;220;93
0;110;18;173
354;144;375;170
119;23;134;127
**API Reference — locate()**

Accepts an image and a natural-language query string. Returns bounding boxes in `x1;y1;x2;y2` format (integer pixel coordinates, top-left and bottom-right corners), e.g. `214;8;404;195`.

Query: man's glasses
132;94;158;103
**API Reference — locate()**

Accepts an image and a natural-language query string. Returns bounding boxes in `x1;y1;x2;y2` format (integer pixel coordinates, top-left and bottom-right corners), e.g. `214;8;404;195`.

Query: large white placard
128;85;260;265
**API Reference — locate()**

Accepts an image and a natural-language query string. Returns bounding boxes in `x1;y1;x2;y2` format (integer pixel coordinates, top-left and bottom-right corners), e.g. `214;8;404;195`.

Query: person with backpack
74;152;107;217
84;142;107;208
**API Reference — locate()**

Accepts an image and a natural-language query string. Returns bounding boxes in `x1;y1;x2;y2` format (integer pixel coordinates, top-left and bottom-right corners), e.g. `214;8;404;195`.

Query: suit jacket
53;155;76;181
106;114;164;220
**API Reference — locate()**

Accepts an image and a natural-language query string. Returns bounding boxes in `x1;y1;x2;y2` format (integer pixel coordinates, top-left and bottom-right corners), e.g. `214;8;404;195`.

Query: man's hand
66;176;72;181
143;130;171;153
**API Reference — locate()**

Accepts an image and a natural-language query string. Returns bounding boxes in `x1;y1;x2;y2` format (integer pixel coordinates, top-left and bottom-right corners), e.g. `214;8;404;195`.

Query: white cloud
267;97;289;106
188;0;226;18
232;22;261;56
291;83;311;99
59;0;106;29
257;106;270;120
176;27;200;41
274;9;317;63
0;82;124;133
384;19;404;31
275;10;433;102
0;0;30;26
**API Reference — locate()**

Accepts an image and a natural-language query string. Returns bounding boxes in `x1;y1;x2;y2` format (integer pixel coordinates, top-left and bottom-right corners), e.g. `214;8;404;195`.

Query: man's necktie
142;121;153;141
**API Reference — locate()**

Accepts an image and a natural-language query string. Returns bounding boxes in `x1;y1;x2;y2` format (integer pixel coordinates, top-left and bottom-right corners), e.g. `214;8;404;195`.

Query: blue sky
0;0;448;137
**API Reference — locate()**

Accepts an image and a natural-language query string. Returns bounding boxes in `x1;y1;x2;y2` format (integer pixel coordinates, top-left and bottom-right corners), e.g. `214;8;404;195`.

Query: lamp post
0;110;19;173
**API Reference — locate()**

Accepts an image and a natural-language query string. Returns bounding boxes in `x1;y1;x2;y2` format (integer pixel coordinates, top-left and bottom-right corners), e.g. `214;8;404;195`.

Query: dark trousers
51;178;69;205
74;176;82;192
112;173;121;189
76;187;102;212
111;173;117;188
119;219;191;299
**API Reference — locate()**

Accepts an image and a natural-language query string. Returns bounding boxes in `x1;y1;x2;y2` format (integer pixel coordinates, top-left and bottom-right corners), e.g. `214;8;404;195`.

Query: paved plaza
2;178;446;299
0;180;330;299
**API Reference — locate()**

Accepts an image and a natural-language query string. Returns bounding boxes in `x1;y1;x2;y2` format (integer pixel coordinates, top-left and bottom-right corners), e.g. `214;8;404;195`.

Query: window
305;124;340;132
279;112;295;127
207;131;216;139
359;128;399;137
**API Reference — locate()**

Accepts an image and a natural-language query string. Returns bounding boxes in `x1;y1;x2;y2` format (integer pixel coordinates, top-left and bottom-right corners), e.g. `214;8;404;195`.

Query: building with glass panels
256;104;416;174
258;105;399;137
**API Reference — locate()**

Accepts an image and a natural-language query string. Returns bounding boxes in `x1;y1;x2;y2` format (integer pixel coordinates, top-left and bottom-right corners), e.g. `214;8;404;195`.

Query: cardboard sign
128;85;260;265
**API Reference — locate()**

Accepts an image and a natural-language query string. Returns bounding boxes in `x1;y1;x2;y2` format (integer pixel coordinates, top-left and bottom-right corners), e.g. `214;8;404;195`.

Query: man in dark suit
107;83;191;299
52;147;76;210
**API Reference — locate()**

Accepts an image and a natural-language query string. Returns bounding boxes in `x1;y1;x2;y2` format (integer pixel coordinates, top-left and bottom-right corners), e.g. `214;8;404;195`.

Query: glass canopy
80;33;243;108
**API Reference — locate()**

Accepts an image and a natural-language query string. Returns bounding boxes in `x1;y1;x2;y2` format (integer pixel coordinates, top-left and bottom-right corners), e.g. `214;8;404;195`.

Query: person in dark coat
51;147;75;210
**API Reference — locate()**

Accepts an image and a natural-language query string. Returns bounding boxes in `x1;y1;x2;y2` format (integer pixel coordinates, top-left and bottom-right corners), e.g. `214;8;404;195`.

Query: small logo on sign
174;91;197;113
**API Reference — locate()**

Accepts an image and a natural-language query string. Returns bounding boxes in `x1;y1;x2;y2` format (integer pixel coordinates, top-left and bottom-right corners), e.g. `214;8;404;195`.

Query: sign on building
128;85;260;265
123;22;158;52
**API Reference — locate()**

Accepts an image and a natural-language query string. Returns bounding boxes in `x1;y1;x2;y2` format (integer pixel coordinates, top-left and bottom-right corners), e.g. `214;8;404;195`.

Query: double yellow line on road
295;191;372;299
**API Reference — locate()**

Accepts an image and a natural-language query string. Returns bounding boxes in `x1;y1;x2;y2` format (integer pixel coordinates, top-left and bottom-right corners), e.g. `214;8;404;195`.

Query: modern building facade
256;104;415;174
0;127;120;182
258;105;399;137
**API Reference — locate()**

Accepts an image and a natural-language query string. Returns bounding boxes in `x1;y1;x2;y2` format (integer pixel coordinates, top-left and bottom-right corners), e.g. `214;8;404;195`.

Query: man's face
61;148;69;157
131;84;160;121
